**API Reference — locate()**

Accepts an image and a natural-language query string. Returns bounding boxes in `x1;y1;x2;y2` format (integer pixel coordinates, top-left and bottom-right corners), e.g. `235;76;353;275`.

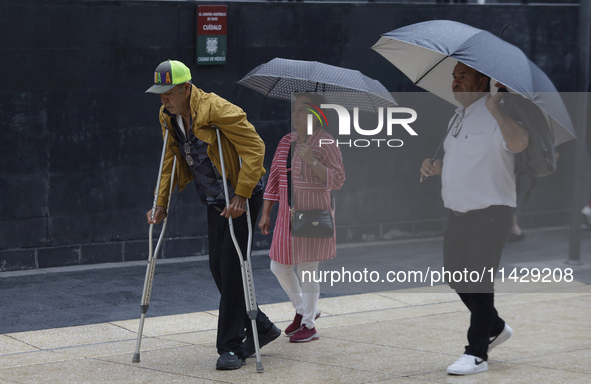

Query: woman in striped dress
258;94;345;342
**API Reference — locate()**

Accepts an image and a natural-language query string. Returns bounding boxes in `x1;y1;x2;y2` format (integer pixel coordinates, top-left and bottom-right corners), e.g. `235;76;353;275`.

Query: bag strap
287;139;335;215
287;141;295;207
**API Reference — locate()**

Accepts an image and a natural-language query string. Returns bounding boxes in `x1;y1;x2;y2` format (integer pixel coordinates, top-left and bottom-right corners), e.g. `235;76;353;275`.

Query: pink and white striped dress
263;129;345;265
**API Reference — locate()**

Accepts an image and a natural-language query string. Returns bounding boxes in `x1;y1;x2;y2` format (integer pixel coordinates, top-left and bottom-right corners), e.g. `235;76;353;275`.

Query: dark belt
209;189;262;213
211;204;224;213
452;205;508;217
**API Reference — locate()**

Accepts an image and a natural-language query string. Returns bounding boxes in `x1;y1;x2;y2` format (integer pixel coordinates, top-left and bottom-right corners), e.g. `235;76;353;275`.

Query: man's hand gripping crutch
133;123;177;364
215;126;265;373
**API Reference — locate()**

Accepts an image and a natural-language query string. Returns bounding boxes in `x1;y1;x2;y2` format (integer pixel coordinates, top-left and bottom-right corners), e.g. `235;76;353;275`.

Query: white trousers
270;260;320;329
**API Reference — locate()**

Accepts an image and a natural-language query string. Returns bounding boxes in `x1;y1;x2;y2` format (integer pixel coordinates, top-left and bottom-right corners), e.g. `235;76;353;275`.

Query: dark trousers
443;205;512;361
207;190;273;359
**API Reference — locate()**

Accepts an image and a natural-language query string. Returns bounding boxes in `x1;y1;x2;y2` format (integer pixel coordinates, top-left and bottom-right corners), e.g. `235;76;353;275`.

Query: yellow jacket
156;85;266;207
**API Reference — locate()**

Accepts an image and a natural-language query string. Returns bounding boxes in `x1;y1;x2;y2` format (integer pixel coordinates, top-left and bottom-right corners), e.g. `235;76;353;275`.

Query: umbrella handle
498;24;508;38
428;113;461;166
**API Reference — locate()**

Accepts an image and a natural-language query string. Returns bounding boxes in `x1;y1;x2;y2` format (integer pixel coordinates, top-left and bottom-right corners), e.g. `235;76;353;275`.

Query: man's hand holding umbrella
486;82;529;153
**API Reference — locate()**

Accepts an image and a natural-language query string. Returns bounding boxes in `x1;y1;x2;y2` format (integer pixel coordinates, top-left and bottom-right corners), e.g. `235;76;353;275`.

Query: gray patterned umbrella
372;20;575;146
237;58;396;111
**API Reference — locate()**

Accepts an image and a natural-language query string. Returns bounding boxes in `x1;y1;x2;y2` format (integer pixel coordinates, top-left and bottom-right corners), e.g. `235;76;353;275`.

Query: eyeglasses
183;142;194;166
451;113;464;138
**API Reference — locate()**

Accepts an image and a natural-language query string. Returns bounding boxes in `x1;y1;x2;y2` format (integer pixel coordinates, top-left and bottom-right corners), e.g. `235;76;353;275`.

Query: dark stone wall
0;0;581;270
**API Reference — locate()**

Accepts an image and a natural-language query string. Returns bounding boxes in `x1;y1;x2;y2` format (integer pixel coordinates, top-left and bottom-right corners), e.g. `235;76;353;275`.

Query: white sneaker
488;324;513;353
447;354;488;375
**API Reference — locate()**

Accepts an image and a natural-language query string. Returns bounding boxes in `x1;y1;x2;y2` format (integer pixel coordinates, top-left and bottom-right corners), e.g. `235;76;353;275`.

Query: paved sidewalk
1;227;590;383
3;227;590;334
1;285;590;383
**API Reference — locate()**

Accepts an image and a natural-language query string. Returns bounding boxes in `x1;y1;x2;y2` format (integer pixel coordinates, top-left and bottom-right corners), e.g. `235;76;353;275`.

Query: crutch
132;124;177;364
215;126;264;372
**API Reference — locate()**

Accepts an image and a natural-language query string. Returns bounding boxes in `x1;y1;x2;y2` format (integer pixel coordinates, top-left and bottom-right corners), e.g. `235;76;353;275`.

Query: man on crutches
144;60;280;370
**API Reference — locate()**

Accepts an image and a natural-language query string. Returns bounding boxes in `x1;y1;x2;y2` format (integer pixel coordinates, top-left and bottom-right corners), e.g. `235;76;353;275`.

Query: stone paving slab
1;285;590;384
1;228;590;383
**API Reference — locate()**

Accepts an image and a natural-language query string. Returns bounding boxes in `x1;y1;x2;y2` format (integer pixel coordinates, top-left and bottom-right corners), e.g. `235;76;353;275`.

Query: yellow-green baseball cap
146;60;192;94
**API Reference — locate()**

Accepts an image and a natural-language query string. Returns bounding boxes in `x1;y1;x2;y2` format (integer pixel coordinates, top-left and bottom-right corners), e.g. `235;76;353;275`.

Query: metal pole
215;127;264;372
133;126;177;363
567;0;590;265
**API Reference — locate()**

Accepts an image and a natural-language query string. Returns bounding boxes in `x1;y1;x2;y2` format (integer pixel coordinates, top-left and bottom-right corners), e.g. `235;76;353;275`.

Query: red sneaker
289;326;319;343
285;313;303;336
284;311;322;336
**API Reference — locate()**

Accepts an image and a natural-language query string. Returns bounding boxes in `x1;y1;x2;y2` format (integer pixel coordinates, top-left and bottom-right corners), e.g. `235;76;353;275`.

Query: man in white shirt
420;62;529;375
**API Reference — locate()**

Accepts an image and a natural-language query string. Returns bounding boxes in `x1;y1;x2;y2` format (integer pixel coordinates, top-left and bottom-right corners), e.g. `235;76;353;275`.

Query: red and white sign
197;5;227;36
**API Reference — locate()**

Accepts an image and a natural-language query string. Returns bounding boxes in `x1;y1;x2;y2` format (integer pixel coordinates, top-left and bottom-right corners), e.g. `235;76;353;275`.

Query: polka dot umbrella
372;20;575;146
237;58;397;111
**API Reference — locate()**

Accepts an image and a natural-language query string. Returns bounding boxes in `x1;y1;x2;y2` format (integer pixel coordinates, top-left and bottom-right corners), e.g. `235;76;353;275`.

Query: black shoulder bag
287;141;335;238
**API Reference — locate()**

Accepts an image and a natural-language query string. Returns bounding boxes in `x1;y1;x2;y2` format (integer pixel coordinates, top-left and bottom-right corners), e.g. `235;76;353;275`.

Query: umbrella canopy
372;20;575;146
237;58;397;112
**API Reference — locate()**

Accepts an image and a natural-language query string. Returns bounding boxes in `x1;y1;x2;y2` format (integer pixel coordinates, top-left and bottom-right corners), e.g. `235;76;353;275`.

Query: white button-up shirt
441;96;517;213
